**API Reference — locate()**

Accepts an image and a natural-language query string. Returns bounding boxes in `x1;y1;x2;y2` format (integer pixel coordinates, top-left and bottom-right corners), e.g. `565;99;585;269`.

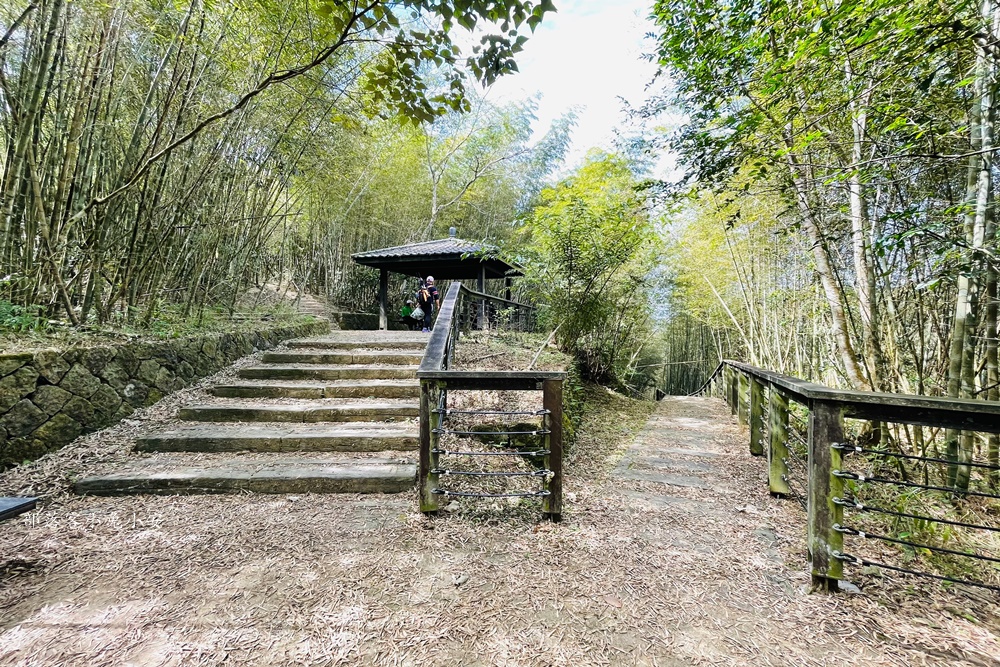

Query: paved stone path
73;332;427;495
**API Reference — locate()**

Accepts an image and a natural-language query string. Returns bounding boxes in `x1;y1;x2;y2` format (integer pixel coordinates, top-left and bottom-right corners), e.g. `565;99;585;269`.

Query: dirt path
0;397;997;666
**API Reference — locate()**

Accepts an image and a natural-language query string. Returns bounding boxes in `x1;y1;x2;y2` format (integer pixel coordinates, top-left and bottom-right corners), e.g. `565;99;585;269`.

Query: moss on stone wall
0;318;329;468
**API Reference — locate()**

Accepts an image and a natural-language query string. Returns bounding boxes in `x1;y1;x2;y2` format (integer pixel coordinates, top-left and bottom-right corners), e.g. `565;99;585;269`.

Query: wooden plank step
74;456;416;496
178;400;418;423
137;423;418;453
261;350;424;365
210;380;420;399
0;497;36;521
238;365;418;381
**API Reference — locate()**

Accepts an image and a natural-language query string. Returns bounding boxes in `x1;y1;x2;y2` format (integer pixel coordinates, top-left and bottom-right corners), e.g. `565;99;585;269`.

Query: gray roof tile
352;237;494;260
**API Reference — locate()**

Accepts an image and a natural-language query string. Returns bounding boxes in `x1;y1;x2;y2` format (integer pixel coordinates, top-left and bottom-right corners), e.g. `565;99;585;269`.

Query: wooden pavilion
351;229;521;329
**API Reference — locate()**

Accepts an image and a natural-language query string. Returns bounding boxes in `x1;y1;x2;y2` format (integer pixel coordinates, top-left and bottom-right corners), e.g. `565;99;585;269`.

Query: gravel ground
0;345;997;665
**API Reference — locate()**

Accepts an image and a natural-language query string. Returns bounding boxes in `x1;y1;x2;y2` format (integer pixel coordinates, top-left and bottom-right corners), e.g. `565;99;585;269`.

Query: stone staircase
74;332;426;496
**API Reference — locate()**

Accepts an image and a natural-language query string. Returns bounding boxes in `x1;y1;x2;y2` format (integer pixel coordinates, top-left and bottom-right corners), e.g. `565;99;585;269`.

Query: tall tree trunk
785;151;869;389
845;64;883;390
947;0;997;490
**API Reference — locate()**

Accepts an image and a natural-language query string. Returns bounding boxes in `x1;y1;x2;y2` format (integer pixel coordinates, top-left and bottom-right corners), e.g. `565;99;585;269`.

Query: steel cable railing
718;360;1000;593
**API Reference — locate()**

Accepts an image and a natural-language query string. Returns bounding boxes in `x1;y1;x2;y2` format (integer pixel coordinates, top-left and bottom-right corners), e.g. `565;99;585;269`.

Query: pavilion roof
351;236;521;280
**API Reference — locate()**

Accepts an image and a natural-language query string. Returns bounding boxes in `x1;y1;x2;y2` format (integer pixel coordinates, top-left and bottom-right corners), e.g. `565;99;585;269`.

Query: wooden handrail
460;286;536;311
725;360;1000;434
416;279;564;521
690;362;724;397
418;282;462;374
718;359;1000;593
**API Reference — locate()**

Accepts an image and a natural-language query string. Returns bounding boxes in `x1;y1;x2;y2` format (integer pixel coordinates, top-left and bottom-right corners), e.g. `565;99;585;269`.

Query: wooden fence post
726;367;740;416
807;400;844;591
542;378;563;522
767;385;792;496
749;376;765;456
419;380;441;514
737;372;749;426
768;386;791;496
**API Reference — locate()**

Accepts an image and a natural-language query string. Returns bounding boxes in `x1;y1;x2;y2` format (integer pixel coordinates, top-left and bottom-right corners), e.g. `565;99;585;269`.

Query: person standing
417;276;440;332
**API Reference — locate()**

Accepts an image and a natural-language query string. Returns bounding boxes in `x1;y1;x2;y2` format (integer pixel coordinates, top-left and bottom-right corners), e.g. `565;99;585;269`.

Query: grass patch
0;302;315;353
567;382;657;478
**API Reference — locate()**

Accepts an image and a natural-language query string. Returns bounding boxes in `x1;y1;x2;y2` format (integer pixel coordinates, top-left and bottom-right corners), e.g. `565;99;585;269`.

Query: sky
483;0;668;175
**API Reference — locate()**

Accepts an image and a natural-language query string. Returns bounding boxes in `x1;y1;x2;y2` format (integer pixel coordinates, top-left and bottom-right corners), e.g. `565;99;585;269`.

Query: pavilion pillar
378;268;388;330
478;265;487;329
504;276;512;301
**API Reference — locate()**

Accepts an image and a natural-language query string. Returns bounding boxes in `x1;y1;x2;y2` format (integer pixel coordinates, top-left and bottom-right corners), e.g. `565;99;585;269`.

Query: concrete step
210;380;420;399
261;350;424;365
74;455;416;496
178;400;418;423
0;497;36;521
289;333;427;351
239;365;418;381
137;422;419;453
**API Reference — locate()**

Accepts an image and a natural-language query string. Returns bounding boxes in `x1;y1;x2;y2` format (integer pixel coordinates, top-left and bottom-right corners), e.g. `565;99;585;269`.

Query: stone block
90;384;122;418
81;346;116;375
59;364;102;398
2;399;47;437
33;349;71;383
112;403;134;423
122;381;150;407
133;342;157;360
0;365;40;412
177;361;195;380
97;360;130;390
31;385;72;415
116;346;140;375
63;396;97;428
202;339;218;358
179;342;200;364
31;413;81;447
0;352;32;377
153;366;175;392
137;359;160;386
3;436;36;466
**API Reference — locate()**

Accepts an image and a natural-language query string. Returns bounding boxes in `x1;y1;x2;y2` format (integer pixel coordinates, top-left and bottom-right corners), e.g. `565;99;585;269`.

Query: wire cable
833;470;1000;501
433;428;550;436
430;469;551;477
834;524;1000;565
833;497;1000;533
432;489;550;498
834;443;1000;473
834;551;1000;593
431;448;549;457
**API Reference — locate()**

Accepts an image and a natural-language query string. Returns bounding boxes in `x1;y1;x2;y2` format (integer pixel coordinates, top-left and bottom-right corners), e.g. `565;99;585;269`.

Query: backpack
417;286;432;306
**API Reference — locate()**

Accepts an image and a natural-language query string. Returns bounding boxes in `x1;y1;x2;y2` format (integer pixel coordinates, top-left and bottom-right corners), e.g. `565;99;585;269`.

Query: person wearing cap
399;299;420;330
416;277;440;332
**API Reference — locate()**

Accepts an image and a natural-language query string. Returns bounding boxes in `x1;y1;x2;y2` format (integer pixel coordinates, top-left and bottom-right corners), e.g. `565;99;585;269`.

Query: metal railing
703;361;1000;593
454;287;537;334
418;283;564;520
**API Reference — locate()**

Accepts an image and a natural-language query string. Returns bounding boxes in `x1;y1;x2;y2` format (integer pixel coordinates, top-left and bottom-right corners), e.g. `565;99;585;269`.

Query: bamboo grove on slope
0;0;561;327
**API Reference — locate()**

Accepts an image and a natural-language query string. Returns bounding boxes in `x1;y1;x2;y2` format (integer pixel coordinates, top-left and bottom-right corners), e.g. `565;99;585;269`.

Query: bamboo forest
1;0;1000;664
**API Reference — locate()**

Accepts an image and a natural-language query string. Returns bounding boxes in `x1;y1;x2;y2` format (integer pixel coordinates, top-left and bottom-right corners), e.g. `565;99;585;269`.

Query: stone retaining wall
0;318;329;468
